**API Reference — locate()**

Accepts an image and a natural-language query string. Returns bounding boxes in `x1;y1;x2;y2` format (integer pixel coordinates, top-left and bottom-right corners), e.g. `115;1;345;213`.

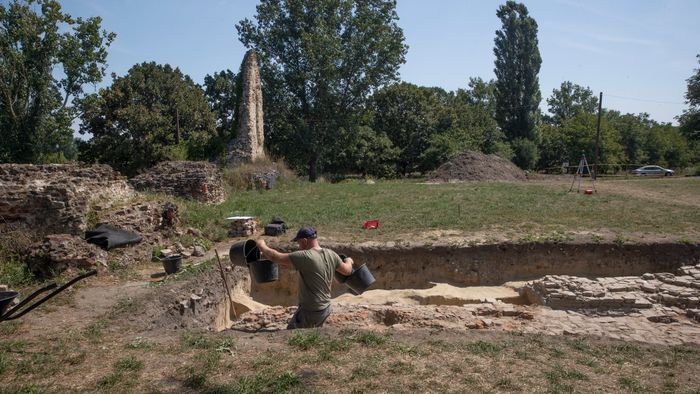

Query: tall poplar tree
493;1;541;168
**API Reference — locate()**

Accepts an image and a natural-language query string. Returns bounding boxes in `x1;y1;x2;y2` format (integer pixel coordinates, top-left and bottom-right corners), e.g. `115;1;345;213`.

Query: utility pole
593;92;603;180
175;107;181;144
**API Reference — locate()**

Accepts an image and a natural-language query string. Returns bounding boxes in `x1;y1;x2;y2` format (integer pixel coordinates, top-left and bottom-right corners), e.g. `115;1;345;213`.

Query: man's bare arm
256;239;294;269
336;256;354;276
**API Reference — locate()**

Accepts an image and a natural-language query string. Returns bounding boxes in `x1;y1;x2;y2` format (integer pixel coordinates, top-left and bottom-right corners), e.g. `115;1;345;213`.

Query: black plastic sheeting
84;224;142;250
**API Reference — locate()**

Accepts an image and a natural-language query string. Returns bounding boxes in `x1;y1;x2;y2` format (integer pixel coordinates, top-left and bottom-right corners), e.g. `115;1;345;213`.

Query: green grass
0;255;34;289
288;330;322;350
544;364;589;393
618;376;644;392
181;333;225;350
182;178;700;242
0;384;45;394
114;356;144;373
82;320;105;343
462;340;504;356
126;337;153;350
234;370;301;394
351;330;388;347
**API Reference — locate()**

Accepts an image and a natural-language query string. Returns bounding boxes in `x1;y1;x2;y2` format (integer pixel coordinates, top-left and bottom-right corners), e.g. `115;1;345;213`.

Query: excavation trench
242;242;700;309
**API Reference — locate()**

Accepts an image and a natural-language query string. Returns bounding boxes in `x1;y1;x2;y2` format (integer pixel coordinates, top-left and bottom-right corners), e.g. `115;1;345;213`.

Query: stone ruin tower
228;49;265;166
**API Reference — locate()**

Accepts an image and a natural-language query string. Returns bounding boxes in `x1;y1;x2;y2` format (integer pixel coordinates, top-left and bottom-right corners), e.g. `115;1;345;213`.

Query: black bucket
162;255;182;274
229;239;261;267
0;291;19;315
345;264;375;295
248;259;278;283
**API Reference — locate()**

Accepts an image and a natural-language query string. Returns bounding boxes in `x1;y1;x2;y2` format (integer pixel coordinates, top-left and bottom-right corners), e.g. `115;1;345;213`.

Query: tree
493;1;541;143
546;81;598;126
605;111;648;165
79;62;217;176
0;0;114;163
560;112;625;172
679;55;700;141
325;124;398;177
370;83;446;175
203;69;238;143
454;78;505;156
236;0;407;181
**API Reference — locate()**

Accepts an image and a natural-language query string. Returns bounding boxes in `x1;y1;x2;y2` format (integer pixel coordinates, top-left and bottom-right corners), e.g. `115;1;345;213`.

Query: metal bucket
229;239;261;267
345;264;375;294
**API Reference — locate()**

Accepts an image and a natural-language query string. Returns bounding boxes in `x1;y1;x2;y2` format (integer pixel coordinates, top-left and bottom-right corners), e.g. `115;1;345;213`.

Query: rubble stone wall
0;164;134;235
129;161;225;204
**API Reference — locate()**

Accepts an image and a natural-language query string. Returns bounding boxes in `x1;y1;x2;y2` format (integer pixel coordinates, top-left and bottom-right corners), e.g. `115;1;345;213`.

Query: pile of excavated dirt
429;150;527;182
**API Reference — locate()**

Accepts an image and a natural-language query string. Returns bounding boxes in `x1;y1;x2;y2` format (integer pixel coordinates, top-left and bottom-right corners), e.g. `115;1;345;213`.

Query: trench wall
250;243;700;306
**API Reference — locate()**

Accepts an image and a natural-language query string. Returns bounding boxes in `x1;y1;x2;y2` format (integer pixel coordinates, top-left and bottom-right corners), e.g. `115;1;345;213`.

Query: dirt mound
429;150;526;182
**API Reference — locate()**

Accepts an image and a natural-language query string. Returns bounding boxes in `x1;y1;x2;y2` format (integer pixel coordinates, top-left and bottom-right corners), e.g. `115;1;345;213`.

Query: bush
510;138;539;170
222;157;297;192
491;141;515;161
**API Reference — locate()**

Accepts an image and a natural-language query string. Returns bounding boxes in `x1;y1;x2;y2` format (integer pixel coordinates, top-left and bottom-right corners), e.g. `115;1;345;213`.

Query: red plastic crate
363;220;380;230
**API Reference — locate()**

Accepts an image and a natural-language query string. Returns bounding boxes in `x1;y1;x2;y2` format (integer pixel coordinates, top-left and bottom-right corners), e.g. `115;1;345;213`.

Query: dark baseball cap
291;226;317;242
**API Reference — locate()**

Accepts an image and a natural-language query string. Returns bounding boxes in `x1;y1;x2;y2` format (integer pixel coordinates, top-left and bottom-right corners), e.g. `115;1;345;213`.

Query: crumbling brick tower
228;49;265;166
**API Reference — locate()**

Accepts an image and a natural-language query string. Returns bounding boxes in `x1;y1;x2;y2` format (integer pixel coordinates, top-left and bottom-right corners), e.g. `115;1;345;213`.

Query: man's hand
343;256;355;267
337;256;354;276
256;238;268;258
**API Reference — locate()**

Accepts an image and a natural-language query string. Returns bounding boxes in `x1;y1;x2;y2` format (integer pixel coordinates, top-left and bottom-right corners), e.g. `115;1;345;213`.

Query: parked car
631;165;674;176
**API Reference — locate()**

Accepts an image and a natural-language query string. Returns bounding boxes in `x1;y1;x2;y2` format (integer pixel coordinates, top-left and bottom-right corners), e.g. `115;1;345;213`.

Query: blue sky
61;0;699;125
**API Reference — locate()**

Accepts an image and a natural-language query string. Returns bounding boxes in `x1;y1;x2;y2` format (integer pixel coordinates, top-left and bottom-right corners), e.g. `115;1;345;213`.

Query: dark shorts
287;305;331;329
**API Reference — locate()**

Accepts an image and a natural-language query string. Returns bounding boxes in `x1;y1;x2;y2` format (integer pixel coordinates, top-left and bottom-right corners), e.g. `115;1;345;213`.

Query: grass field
183;177;700;243
1;326;698;393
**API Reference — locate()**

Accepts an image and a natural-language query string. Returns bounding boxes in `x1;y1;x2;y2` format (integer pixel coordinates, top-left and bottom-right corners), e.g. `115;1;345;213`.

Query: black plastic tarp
84;224;142;250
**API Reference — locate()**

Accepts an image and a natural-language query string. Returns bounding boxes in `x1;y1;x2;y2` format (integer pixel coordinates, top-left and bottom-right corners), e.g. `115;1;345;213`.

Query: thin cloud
74;0;110;18
554;39;612;56
587;33;660;47
552;0;638;27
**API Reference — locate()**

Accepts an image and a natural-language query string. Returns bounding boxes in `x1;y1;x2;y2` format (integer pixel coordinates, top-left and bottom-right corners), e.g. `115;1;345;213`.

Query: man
256;226;353;329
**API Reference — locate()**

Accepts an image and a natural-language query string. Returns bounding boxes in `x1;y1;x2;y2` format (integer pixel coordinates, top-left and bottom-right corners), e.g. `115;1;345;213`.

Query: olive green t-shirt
288;248;342;311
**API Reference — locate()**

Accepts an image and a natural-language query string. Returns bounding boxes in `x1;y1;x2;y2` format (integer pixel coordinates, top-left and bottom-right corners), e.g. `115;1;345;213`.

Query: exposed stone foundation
0;164;134;235
129;161;225;204
26;234;108;278
523;264;700;314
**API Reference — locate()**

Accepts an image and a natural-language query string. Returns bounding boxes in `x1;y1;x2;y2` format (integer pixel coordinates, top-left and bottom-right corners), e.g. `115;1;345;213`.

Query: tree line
1;0;698;179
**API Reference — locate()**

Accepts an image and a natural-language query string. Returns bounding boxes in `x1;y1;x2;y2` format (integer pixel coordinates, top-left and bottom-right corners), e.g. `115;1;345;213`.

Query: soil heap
429;150;526;182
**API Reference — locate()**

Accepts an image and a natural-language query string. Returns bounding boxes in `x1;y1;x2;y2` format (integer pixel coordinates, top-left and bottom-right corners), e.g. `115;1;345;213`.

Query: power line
604;94;684;105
